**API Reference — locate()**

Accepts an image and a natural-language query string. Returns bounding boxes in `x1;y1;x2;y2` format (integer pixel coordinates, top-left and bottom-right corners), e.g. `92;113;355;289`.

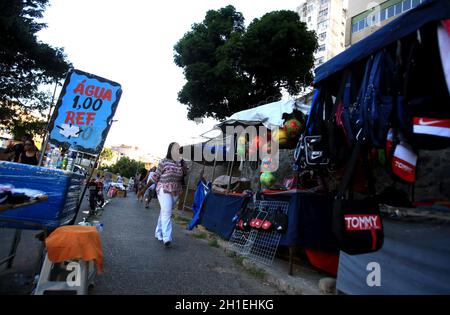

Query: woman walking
149;143;186;248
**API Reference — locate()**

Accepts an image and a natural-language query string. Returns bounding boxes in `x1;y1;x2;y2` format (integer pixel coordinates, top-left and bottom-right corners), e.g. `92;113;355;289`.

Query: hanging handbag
295;88;331;168
332;141;384;255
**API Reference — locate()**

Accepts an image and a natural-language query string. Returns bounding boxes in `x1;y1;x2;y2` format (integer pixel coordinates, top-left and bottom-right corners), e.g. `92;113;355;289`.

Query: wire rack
228;200;289;266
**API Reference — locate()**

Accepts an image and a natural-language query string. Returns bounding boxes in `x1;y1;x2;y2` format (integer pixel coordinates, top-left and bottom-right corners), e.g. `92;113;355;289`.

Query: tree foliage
0;0;71;135
174;6;317;120
100;147;114;162
108;156;145;179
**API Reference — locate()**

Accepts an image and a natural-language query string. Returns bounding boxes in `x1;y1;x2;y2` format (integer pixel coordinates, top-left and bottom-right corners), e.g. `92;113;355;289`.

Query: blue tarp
188;180;211;230
199;193;247;240
314;0;450;84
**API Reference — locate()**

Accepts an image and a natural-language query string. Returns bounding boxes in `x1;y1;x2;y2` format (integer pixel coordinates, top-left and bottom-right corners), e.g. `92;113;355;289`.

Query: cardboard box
116;190;127;198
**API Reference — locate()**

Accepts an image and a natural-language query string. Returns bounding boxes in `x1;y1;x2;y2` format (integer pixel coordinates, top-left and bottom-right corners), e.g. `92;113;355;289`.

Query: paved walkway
90;194;283;295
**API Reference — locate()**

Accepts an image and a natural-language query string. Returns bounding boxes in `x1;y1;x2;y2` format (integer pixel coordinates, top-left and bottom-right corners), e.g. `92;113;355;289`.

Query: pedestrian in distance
142;166;157;209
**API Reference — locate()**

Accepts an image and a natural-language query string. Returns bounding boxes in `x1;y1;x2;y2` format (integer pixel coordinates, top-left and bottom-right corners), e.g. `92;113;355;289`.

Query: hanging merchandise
438;21;450;94
294;88;331;168
385;128;395;159
234;198;255;231
248;135;260;157
236;135;247;157
273;207;288;233
392;142;418;183
237;135;247;171
353;50;395;148
332;142;384;255
272;128;289;147
260;172;276;188
261;210;274;231
283;118;302;138
397;25;450;150
327;70;353;167
249;209;268;229
282;175;298;190
261;157;276;172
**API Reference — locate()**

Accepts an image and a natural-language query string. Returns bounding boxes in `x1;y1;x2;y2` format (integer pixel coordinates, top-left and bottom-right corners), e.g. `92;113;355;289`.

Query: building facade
297;0;347;67
345;0;427;47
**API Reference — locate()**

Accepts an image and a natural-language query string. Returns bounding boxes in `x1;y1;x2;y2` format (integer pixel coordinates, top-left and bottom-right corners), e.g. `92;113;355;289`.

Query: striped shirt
151;159;186;196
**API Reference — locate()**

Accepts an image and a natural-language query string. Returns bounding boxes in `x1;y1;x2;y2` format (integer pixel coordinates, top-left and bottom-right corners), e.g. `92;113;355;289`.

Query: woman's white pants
155;190;178;243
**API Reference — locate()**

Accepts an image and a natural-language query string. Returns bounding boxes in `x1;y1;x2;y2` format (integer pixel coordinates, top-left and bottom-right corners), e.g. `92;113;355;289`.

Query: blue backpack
353;50;395;148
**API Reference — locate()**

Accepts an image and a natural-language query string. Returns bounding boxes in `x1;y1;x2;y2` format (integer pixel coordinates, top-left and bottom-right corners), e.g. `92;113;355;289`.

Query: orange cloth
45;225;104;273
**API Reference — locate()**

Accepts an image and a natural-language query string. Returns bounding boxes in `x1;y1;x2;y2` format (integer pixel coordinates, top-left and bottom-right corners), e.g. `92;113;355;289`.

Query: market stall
186;98;342;273
306;0;450;293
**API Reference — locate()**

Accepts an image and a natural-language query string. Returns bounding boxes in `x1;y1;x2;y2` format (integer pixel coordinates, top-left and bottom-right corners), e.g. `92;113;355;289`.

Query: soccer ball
260;172;276;188
283;119;302;138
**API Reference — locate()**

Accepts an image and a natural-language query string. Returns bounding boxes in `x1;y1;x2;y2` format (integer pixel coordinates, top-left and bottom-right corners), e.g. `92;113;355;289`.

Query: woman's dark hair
24;139;35;150
165;142;180;160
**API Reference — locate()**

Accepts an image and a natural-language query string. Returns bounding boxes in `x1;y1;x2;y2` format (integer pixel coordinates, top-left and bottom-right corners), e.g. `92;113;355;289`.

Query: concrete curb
177;217;335;295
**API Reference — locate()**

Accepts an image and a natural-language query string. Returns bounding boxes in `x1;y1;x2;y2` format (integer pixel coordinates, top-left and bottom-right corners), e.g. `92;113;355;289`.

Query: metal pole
226;135;237;193
226;159;235;194
211;150;218;182
181;161;194;213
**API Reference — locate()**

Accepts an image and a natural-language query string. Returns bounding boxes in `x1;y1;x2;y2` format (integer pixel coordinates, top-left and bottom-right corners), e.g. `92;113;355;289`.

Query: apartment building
346;0;427;46
297;0;347;67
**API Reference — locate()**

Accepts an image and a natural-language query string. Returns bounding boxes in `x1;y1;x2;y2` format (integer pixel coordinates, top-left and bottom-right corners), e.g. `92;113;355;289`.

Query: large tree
0;0;71;137
174;6;317;121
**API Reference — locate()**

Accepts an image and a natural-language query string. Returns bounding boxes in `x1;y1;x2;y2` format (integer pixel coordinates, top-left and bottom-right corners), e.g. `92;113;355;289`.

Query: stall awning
314;0;450;84
217;99;309;131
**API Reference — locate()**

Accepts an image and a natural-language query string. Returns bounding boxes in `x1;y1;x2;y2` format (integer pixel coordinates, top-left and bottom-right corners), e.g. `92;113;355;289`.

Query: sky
37;0;305;158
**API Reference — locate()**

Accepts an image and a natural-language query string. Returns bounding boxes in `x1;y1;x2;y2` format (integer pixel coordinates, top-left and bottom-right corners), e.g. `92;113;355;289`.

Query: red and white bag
413;117;450;139
392;142;417;183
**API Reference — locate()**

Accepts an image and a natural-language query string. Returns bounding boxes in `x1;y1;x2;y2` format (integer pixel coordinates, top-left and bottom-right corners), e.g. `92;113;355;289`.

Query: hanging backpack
353;50;395;148
327;70;353;167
